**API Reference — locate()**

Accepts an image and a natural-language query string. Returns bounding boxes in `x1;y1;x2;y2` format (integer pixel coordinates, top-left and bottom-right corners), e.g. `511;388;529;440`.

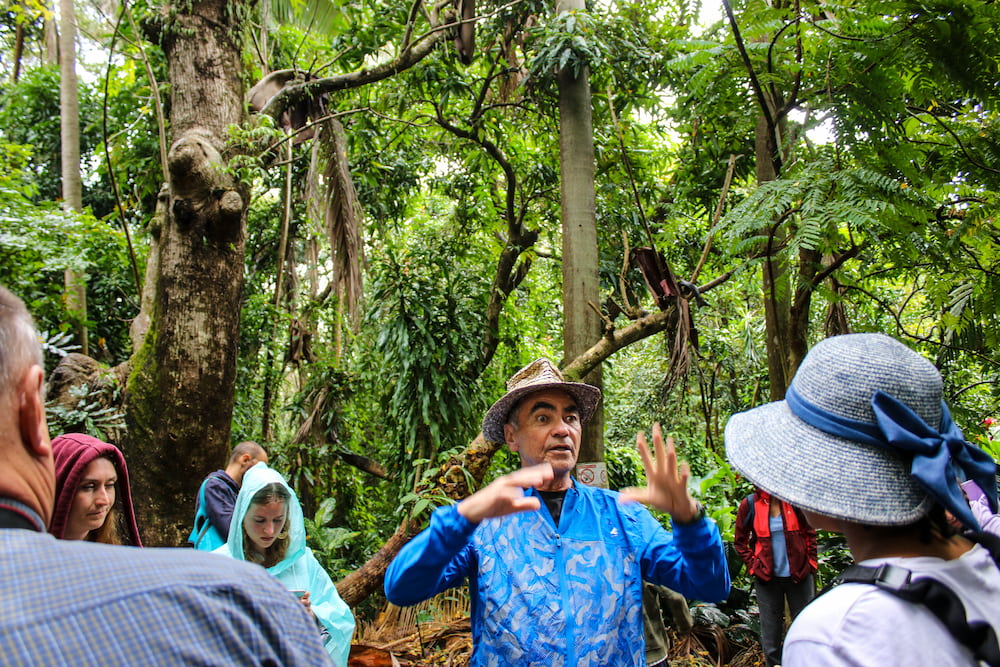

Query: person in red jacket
735;488;817;667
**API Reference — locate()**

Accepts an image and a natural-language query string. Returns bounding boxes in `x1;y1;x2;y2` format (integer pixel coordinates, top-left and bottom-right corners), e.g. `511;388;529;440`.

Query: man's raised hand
618;423;701;523
458;463;554;524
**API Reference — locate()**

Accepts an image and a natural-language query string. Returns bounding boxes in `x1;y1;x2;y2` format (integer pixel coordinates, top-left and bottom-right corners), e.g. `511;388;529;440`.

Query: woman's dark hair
242;482;291;568
918;503;964;542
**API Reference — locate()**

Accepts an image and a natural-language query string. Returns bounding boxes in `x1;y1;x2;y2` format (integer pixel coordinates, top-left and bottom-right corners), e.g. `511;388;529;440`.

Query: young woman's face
66;457;117;540
243;499;287;555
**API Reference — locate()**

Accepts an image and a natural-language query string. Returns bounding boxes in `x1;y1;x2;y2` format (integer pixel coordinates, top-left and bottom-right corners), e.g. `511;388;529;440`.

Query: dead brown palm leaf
633;246;698;392
316;118;365;328
727;643;767;667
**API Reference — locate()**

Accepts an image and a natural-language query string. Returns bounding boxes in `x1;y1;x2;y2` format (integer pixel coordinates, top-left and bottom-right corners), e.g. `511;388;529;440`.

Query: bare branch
722;0;782;174
562;309;675;380
692;153;741;283
261;0;530;118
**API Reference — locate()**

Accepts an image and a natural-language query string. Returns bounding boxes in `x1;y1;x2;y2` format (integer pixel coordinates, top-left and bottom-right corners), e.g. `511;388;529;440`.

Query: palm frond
316;118;365;327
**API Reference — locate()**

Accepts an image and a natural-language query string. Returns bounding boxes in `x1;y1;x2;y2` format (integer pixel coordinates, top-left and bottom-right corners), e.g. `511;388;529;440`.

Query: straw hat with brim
482;358;602;444
726;333;946;527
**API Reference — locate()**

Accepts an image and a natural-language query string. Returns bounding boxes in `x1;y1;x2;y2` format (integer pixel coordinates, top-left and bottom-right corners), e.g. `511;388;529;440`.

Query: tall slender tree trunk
124;0;249;545
728;0;818;399
59;0;87;356
755;113;789;399
12;22;24;82
556;0;604;482
43;4;59;65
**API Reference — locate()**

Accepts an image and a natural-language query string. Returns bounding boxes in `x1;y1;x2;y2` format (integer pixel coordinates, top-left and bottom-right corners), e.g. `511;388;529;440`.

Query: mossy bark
123;0;249;546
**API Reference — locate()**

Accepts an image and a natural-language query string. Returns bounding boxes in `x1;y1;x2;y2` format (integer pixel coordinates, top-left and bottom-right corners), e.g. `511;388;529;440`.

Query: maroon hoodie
50;433;142;546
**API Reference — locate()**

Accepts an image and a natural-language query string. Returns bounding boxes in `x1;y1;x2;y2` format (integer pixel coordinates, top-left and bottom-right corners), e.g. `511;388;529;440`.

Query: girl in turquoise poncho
216;463;354;667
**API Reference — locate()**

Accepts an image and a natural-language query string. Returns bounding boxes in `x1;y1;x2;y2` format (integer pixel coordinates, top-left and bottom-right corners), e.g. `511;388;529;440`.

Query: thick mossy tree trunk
125;0;249;546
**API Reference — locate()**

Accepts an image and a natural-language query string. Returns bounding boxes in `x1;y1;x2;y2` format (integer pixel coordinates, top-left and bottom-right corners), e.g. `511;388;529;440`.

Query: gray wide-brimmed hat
481;359;602;443
725;333;995;527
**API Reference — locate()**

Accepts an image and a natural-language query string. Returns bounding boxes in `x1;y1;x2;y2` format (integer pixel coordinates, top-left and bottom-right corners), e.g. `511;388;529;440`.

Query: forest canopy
1;0;998;616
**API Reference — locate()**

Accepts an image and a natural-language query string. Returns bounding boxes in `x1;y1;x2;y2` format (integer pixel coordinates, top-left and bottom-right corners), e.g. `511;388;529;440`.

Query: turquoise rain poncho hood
216;463;354;667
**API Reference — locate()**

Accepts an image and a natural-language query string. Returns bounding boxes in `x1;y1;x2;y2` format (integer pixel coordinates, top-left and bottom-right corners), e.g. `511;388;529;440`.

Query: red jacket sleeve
734;497;755;571
803;514;818;570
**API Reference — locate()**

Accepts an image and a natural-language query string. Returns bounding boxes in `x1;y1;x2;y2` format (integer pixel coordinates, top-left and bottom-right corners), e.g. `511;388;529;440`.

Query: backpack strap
831;544;1000;666
188;472;227;545
742;492;756;528
969;530;1000;567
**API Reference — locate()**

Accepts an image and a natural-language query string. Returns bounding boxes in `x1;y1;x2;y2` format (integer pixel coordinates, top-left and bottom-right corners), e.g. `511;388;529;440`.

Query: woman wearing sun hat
725;333;1000;667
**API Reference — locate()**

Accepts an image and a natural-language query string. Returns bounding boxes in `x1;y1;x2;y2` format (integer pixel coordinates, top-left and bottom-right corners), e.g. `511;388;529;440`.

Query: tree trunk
336;521;421;607
756;112;790;399
124;0;249;546
12;21;24;82
556;0;604;480
43;4;58;65
59;0;88;356
129;186;165;351
734;0;812;400
787;246;820;373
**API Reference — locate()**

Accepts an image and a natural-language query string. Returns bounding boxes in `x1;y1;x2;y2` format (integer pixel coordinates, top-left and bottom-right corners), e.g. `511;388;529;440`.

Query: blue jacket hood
224;462;307;576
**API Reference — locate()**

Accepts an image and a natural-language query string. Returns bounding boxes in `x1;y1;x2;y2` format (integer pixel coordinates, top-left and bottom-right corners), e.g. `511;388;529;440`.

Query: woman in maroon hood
50;433;142;546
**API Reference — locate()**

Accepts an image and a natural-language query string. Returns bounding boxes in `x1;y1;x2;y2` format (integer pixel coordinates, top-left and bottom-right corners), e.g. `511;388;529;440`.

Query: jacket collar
0;497;45;532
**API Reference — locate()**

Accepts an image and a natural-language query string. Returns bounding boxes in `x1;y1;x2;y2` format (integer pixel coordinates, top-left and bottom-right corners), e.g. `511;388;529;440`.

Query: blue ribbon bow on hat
786;386;998;531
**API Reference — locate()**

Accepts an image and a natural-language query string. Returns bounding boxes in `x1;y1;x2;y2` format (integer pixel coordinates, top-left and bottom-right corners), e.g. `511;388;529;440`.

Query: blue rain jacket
217;463;355;667
385;480;730;666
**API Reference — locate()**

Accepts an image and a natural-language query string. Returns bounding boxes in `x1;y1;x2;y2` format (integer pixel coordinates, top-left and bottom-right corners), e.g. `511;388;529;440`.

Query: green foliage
92;56;170;217
815;530;852;589
0;61;158;219
524;5;676;116
39;329;79;360
971;419;1000;463
605;440;643;491
4;0;1000;608
0;141;37;199
226;115;285;184
528;10;606;81
303;497;361;576
41;332;125;441
355;235;491;476
693;454;750;543
0;139;138;363
719;157;937;259
267;0;350;38
0;67;63;202
46;383;125;436
398;479;457;521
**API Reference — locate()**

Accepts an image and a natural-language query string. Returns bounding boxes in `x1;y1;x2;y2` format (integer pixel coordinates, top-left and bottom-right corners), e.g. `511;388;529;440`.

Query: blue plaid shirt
0;498;332;666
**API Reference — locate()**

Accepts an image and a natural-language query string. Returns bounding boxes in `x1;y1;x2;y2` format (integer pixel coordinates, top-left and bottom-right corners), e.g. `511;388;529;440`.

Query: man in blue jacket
385;358;730;666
